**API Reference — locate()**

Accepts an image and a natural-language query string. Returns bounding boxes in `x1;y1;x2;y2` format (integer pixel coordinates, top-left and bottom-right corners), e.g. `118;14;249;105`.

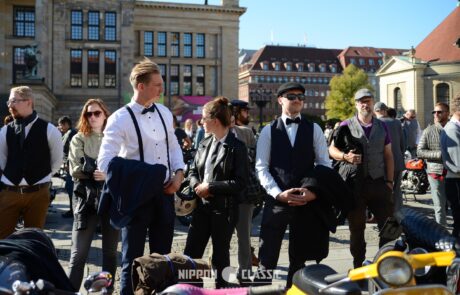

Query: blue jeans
120;195;175;295
428;175;447;226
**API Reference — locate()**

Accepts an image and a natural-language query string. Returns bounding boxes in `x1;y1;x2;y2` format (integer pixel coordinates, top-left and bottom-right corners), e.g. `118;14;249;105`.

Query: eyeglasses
432;110;445;115
6;98;29;106
85;110;102;118
282;93;306;101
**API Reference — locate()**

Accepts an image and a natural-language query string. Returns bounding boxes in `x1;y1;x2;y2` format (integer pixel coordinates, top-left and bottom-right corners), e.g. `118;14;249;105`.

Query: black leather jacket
189;132;248;216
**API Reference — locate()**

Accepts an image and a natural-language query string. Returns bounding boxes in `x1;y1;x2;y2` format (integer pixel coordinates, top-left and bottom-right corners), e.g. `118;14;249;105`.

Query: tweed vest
347;116;386;179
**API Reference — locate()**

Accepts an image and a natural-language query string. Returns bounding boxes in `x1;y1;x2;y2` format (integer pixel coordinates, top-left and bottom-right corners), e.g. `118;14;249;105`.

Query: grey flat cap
374;102;388;111
354;88;374;101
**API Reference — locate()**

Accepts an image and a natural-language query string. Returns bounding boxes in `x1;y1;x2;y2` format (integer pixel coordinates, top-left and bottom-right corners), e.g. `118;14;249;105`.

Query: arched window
394;87;403;117
436;83;450;105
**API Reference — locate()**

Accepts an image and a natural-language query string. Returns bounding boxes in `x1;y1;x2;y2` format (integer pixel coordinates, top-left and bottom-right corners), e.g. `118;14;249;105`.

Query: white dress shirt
0;116;63;185
255;114;331;198
97;100;185;181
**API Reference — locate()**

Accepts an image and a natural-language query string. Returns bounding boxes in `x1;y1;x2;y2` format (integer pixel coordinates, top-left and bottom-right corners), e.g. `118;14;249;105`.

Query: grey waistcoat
347;116;386;179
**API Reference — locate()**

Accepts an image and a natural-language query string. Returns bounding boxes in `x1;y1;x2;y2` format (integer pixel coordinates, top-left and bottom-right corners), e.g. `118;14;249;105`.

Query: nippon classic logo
222;266;283;283
176;266;282;284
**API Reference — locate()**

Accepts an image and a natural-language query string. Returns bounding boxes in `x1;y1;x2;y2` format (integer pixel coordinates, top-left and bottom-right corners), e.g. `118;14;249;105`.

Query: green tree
325;64;373;121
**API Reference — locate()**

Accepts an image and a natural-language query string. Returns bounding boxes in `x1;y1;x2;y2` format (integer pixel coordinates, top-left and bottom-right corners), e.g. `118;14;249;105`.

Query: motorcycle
288;250;455;295
366;206;460;293
160;284;285;295
4;271;113;295
285;205;460;295
401;158;430;196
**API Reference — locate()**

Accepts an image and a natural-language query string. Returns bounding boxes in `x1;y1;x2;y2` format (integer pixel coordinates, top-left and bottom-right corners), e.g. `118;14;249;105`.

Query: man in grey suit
230;99;259;285
374;102;406;215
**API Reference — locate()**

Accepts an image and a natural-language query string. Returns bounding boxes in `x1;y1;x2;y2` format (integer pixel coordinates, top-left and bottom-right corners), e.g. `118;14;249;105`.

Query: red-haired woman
67;98;119;291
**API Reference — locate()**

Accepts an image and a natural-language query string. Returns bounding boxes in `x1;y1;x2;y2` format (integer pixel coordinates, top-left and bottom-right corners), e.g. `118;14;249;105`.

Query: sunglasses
431;110;445;115
283;93;306;101
85;110;102;118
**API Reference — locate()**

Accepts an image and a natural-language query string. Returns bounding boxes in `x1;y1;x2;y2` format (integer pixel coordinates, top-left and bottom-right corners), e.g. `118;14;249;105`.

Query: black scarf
13;111;37;149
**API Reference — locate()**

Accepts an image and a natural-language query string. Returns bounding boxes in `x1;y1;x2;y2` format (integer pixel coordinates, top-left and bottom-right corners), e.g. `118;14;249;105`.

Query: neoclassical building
377;3;460;127
0;0;245;122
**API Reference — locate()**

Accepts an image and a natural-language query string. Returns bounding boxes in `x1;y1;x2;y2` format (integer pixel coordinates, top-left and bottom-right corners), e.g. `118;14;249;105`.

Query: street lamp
250;86;273;129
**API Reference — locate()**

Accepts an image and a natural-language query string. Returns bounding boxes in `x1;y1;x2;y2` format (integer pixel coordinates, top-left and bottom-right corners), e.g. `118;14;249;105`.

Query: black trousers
446;178;460;238
348;177;394;268
184;204;233;288
254;198;329;288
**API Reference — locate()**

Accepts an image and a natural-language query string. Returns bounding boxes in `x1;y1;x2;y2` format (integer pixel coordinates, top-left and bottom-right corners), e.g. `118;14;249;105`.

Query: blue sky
152;0;457;50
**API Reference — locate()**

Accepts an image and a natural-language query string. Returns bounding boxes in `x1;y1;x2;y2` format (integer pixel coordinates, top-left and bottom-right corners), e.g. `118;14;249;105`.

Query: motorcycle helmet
174;183;196;217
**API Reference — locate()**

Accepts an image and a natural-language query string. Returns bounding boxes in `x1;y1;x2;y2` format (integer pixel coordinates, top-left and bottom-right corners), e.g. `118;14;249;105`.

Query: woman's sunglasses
85;110;102;118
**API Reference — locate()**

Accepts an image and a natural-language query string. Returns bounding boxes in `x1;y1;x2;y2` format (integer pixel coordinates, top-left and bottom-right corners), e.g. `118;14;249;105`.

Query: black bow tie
141;105;156;115
286;117;301;125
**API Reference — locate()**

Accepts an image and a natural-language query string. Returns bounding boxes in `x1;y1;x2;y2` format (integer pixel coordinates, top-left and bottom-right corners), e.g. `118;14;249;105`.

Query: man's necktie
286;117;301;125
206;141;221;183
141;105;156;114
210;141;221;165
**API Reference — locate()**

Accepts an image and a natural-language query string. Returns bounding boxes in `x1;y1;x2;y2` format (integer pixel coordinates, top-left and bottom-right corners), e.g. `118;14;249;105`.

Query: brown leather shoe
251;247;259;267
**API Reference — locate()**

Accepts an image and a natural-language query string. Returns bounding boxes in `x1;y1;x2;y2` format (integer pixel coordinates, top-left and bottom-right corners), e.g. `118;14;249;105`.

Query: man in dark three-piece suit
254;82;331;287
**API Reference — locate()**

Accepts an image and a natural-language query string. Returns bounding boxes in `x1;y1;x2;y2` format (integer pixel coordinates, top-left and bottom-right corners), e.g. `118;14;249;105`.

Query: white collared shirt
0;116;63;185
255;115;331;198
97;100;185;181
203;133;228;182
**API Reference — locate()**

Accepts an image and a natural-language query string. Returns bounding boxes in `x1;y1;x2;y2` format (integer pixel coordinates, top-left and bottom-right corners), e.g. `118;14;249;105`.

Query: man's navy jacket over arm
98;156;167;229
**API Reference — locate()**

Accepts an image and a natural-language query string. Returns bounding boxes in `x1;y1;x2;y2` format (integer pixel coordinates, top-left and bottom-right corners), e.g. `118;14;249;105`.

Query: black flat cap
230;99;251;109
277;82;305;97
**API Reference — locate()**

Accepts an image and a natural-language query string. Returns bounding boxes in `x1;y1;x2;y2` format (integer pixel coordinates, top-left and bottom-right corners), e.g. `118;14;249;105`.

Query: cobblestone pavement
44;178;446;293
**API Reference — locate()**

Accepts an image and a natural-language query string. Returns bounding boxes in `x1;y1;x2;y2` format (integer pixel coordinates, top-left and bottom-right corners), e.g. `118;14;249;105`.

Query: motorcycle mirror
83;272;113;293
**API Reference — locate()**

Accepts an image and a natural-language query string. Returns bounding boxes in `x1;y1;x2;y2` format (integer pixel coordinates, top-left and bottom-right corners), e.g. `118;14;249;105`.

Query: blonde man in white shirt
98;58;184;295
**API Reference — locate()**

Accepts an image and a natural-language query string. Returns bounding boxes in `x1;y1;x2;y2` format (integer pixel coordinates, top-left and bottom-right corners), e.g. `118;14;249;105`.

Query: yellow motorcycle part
409;250;456;269
286;284;306;295
374;284;453;295
348;250;455;282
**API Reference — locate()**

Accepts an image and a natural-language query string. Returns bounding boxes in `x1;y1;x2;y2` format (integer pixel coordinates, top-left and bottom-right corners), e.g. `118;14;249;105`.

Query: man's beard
359;108;372;118
239;116;250;125
9;108;20;119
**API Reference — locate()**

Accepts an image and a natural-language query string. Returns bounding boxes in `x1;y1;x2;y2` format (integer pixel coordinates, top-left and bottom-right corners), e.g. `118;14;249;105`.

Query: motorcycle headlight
378;256;413;286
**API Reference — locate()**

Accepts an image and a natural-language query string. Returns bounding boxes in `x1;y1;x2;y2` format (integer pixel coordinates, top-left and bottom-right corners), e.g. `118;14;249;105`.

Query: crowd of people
0;57;459;294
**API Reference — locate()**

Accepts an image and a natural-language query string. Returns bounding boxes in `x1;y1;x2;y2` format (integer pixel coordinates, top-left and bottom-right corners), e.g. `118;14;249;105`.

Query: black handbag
80;155;97;177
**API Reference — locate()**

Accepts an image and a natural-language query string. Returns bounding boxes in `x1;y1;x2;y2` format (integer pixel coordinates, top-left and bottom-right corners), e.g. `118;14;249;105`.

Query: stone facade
377;56;460;128
0;0;245;123
238;45;343;124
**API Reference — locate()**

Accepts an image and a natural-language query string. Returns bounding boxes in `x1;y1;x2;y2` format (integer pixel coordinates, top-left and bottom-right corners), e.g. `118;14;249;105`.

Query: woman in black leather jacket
184;96;248;288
